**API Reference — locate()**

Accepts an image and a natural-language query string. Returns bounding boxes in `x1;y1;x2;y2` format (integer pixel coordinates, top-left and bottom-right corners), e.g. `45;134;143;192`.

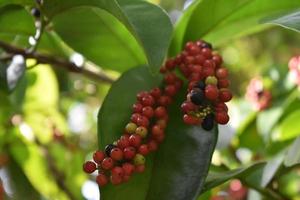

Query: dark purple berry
194;80;206;90
202;114;214;131
31;8;40;18
190;90;204;105
201;42;212;49
105;144;116;156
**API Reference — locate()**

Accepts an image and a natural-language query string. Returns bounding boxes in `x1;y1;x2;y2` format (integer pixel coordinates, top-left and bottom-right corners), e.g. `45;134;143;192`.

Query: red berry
123;147;136;160
110;174;122;185
194;54;205;65
111;166;124;177
164;73;177;84
96;173;108;187
160;66;167;73
101;157;114;170
93;151;105;164
131;113;142;124
137;116;150;127
133;103;143;113
214;102;228;112
137;91;148;101
187;45;201;55
219;89;232;102
150;87;161;99
156;119;167;129
147;140;158;152
154;133;165;143
122;163;135;175
154;106;167;118
203;67;215;77
215;112;230;124
110;148;123;161
201;48;212;58
183;114;201;125
83;161;96;174
174;79;183;90
184;56;195;64
158;95;172;106
216;68;228;79
165;84;177;96
129;134;142;148
142;106;154;118
117;135;130;149
218;79;230;88
212;54;223;67
181;101;197;113
205;85;219;101
135;164;145;173
138;144;149;156
151;125;164;136
165;59;176;70
141;95;155;106
203;60;215;69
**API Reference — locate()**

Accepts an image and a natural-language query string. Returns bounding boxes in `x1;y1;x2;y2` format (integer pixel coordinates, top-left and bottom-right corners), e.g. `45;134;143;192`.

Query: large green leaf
98;66;218;200
43;0;173;73
264;9;300;33
201;162;265;193
170;0;300;55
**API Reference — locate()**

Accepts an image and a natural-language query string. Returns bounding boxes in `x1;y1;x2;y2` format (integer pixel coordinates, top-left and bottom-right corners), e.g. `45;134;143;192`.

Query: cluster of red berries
83;40;232;187
245;77;272;111
160;40;232;129
288;55;300;87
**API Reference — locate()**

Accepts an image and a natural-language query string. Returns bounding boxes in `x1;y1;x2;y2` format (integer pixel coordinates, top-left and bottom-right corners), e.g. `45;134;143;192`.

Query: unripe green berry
205;76;218;85
125;122;137;134
135;126;148;138
133;154;146;165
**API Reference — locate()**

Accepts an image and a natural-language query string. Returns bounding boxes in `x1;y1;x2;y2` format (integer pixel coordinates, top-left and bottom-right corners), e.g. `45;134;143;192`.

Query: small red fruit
154;106;167;118
110;174;122;185
150;87;161;99
131;113;141;124
135;164;146;173
138;144;149;156
133;103;143;113
164;73;177;84
205;85;219;101
183;114;201;125
101;157;114;170
158;95;172;106
110;148;123;161
147;140;158;152
129;134;142;148
137;116;150;127
96;173;108;187
216;68;228;79
215;112;230;124
151;125;164;136
123;147;136;160
111;166;124;177
219;89;232;102
142;106;154;118
117;135;130;149
83;161;97;173
165;84;177;96
122;163;135;175
93;151;105;164
218;79;230;88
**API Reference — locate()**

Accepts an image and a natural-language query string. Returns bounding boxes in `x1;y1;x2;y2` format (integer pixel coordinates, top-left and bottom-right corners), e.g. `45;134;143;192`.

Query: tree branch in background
0;41;115;84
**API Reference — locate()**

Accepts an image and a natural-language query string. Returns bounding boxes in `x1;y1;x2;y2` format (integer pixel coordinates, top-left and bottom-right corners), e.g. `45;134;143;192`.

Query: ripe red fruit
158;95;172;106
151;125;164;136
218;79;230;88
150;87;161;99
205;85;219;101
154;106;167;118
165;59;176;70
141;95;155;106
137;116;149;127
117;135;130;149
153;133;165;143
212;54;223;66
201;48;212;58
110;148;123;161
183;114;201;125
216;68;228;79
215;112;230;124
136;91;148;101
110;174;122;185
156;119;167;129
123;147;136;160
219;89;232;102
142;106;154;118
131;113;142;124
203;67;215;77
194;54;205;65
122;162;135;175
164;73;177;84
203;60;215;69
83;161;97;173
165;84;177;96
93;151;105;164
96;173;108;187
133;103;143;113
101;157;114;170
138;144;149;156
111;166;124;177
174;79;183;90
135;164;145;173
129;134;142;148
147;140;158;152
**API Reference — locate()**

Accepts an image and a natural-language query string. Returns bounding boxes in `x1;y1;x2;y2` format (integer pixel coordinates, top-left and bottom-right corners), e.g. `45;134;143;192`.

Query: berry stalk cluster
83;40;232;187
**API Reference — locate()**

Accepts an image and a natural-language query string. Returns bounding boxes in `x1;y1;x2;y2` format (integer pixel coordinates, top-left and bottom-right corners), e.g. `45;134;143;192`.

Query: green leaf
98;66;218;200
170;0;300;55
202;162;265;193
43;0;173;73
264;9;300;33
284;136;300;167
0;55;26;93
0;0;34;7
272;110;300;141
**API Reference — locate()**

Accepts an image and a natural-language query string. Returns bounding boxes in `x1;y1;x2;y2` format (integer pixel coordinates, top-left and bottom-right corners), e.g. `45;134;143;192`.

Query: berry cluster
245;77;272;111
83;40;232;187
288;55;300;87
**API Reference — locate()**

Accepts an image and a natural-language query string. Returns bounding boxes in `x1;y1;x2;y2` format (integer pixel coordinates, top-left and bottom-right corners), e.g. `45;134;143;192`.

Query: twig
0;41;115;83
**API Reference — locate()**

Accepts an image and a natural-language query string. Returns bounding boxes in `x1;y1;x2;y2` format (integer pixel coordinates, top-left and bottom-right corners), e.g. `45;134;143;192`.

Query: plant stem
0;41;115;84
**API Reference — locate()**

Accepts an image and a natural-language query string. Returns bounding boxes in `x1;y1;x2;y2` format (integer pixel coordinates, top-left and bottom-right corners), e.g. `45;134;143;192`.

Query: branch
0;41;115;84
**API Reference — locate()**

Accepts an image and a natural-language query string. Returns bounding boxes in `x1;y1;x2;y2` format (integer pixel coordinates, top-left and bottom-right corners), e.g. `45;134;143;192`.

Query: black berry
190;90;204;105
202;114;214;131
194;80;206;90
105;144;116;156
31;8;41;18
201;42;212;49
